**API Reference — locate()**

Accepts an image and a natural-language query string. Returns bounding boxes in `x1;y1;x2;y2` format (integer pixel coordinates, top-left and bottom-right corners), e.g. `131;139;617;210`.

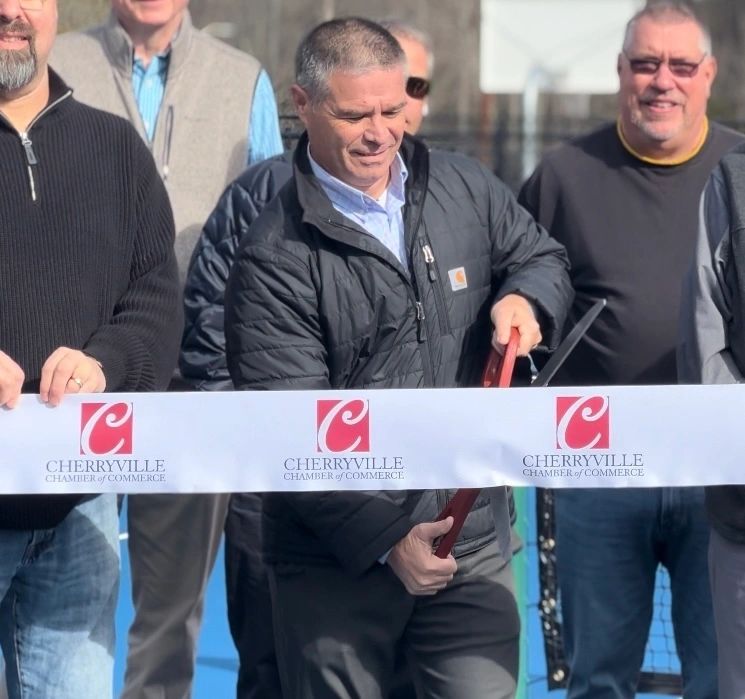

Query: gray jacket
679;141;745;541
679;151;745;384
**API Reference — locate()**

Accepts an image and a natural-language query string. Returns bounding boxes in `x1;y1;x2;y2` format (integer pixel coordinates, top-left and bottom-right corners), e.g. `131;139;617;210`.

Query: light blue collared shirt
132;55;282;165
248;71;283;164
132;52;168;141
309;148;408;567
309;148;409;266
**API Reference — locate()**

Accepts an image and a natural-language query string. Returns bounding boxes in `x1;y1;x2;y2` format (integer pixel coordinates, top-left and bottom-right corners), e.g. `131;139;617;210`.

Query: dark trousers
225;494;283;699
123;493;229;699
555;487;717;699
709;528;745;699
226;496;416;698
268;539;519;699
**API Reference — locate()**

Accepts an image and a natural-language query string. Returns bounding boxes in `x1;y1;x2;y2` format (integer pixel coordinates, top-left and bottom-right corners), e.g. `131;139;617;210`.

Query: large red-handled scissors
433;298;607;559
433;329;519;558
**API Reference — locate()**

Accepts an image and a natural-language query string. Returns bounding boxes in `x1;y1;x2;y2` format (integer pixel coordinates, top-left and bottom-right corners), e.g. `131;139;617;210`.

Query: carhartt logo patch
448;267;468;291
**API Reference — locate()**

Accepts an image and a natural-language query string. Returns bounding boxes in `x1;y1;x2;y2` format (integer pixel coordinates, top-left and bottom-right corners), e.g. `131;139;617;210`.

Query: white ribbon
0;384;739;494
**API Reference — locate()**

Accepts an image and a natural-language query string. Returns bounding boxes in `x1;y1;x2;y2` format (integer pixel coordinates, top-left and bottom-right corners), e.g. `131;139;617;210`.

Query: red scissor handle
434;327;520;558
481;327;520;388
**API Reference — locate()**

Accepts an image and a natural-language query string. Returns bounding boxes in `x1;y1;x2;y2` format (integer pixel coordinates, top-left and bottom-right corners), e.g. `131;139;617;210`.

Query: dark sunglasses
623;51;707;78
406;76;431;100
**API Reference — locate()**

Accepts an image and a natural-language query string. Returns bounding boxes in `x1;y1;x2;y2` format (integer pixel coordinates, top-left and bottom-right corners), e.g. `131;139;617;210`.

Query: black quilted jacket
180;152;293;390
225;133;573;575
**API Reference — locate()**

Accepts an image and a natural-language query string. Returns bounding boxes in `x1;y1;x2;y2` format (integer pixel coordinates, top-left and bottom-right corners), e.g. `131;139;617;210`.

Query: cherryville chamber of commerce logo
556;395;610;450
80;402;134;455
281;398;404;484
44;402;166;485
317;398;370;453
521;395;644;482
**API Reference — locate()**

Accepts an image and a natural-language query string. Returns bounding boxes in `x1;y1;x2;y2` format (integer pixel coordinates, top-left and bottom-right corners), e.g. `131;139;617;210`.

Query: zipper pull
20;132;37;165
422;244;438;282
19;132;38;201
415;301;426;342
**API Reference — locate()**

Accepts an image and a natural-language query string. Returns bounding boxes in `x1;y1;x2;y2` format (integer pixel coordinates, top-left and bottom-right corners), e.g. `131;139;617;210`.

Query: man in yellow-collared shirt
518;3;742;698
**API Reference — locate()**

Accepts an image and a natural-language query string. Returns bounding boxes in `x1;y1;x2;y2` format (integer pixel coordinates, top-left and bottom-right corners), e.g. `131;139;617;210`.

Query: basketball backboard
481;0;645;94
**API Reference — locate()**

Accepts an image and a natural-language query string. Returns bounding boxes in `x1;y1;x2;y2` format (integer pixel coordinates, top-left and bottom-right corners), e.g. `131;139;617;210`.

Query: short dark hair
295;17;407;104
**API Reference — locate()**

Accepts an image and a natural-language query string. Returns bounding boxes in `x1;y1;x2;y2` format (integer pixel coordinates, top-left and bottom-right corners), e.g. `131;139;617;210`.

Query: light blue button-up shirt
132;53;168;141
311;148;408;566
132;55;283;164
308;148;409;266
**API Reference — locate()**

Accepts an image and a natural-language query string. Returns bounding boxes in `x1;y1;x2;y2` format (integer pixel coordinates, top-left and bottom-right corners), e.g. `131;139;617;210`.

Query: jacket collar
293;131;341;227
0;68;73;134
292;131;430;270
101;9;194;80
47;68;72;104
294;132;429;227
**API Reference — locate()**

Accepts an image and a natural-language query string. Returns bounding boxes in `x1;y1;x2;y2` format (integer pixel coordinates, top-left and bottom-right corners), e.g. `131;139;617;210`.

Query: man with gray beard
0;21;36;89
0;2;181;698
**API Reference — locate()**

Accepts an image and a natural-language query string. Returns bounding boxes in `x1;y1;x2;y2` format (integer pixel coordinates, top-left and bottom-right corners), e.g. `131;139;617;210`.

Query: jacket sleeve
280;490;412;577
226;235;330;390
678;170;744;384
83;137;181;391
489;168;573;351
180;157;294;391
180;182;259;391
225;225;412;575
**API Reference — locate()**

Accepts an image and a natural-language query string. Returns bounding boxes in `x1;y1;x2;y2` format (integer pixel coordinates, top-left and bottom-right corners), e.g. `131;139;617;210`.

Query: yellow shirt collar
616;117;709;166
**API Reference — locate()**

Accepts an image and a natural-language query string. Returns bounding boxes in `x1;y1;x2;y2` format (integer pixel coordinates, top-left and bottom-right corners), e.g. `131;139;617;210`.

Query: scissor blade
532;298;606;388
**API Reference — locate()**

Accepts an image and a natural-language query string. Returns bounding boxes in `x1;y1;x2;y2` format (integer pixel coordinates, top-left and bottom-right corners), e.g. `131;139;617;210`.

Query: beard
630;111;682;143
628;90;685;143
0;20;37;93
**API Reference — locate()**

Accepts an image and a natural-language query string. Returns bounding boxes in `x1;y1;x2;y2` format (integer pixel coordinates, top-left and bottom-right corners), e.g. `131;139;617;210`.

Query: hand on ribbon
0;351;24;409
40;347;106;407
387;516;458;595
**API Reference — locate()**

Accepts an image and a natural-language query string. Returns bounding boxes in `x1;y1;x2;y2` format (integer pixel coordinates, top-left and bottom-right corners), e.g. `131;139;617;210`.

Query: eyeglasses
19;0;46;9
406;76;431;100
623;51;708;78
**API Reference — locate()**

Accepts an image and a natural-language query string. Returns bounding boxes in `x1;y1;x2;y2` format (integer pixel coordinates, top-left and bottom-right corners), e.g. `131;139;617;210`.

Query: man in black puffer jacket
181;21;440;699
224;18;572;699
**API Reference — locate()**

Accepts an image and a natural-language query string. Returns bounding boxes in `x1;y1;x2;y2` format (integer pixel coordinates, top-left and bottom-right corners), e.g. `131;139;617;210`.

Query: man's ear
705;55;718;92
291;84;311;127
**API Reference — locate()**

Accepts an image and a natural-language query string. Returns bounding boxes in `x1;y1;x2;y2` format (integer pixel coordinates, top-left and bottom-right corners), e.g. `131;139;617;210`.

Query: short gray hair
378;18;434;72
623;2;712;56
295;17;407;104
